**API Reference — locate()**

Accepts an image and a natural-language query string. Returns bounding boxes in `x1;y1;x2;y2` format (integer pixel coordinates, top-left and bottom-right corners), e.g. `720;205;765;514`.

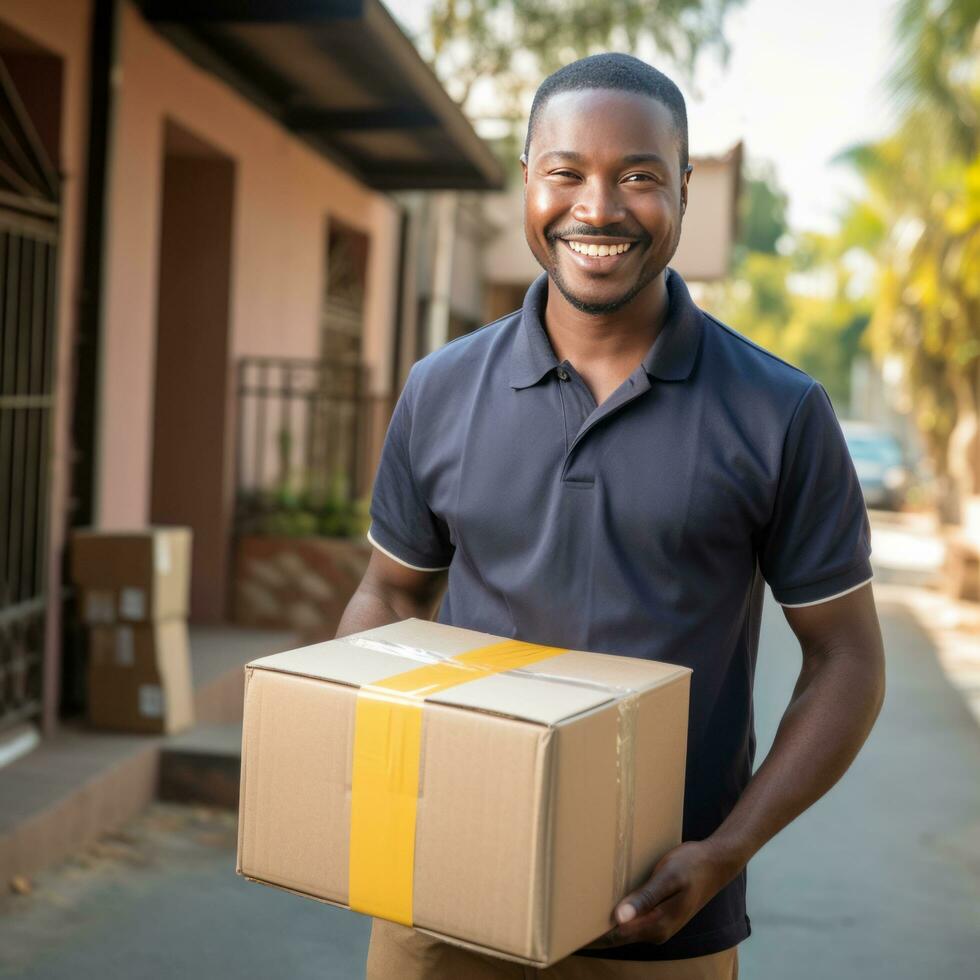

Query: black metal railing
0;215;58;735
234;356;380;536
0;52;64;733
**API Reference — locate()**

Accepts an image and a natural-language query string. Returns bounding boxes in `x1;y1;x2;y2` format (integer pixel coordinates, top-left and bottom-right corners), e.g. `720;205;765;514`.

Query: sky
386;0;901;234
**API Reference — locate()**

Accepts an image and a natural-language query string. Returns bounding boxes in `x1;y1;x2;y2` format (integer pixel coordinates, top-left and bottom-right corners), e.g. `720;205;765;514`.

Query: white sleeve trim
366;527;451;572
778;575;873;608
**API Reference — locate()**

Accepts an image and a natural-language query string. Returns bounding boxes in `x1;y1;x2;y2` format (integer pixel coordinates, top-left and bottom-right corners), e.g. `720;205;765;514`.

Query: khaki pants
366;920;739;980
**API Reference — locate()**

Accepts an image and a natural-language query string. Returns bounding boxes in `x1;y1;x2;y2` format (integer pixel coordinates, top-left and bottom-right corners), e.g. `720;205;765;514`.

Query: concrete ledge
159;724;242;809
0;729;161;885
0;626;293;886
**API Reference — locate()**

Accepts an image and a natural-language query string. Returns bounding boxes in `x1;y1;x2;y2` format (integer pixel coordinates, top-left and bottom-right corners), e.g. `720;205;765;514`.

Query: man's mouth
556;236;640;266
564;239;634;256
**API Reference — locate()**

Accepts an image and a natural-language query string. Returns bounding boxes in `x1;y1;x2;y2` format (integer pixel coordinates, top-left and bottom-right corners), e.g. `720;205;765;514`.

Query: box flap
247;619;690;727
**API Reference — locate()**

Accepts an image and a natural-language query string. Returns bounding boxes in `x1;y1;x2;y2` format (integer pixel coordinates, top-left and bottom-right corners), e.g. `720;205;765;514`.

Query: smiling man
339;53;885;980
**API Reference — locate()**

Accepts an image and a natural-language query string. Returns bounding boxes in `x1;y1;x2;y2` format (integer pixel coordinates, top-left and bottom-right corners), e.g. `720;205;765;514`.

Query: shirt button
557;368;569;381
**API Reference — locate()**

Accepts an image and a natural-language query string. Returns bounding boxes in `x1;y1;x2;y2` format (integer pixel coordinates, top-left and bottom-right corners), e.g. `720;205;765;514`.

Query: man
337;53;885;979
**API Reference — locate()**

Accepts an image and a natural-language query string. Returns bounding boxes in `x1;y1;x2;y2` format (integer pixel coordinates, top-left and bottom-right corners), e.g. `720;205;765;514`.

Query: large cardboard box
237;619;691;966
87;620;194;734
71;527;192;624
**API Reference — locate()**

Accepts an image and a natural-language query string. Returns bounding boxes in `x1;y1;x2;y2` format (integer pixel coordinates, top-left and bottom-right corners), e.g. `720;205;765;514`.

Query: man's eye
623;173;657;183
549;170;579;179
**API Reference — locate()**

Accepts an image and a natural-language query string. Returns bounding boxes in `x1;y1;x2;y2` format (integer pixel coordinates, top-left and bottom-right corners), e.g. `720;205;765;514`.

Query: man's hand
585;839;742;949
586;584;885;952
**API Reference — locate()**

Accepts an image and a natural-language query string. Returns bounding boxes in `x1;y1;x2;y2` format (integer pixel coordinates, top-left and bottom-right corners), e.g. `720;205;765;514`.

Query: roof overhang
138;0;504;191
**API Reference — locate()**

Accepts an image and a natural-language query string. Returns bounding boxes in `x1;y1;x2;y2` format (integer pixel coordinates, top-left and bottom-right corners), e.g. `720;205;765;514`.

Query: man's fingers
616;892;688;944
615;870;683;924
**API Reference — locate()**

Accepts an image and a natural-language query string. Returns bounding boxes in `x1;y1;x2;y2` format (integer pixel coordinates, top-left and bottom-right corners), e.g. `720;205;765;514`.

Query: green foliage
703;243;869;409
736;161;789;256
839;0;980;497
410;0;743;149
889;0;980;157
238;471;371;540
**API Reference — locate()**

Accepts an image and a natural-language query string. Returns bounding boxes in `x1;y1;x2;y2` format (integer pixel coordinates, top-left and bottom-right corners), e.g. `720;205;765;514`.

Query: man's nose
571;179;626;228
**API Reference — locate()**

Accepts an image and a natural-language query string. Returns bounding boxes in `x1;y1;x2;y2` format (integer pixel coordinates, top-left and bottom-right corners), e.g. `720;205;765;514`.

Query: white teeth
566;241;632;255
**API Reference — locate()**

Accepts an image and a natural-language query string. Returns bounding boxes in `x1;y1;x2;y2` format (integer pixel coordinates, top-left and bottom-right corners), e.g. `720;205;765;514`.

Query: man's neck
542;272;670;372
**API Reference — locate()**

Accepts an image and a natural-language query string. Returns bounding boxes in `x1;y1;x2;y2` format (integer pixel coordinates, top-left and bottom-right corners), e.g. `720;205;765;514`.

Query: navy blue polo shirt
367;269;873;961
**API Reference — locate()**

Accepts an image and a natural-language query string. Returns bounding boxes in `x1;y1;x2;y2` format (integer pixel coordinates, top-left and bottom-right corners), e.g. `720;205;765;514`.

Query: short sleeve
757;382;873;606
367;367;455;571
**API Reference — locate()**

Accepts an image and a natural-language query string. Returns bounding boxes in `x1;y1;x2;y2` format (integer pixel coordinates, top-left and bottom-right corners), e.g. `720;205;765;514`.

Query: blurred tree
841;0;980;518
704;240;869;409
735;160;789;256
702;160;866;408
409;0;743;152
890;0;980;157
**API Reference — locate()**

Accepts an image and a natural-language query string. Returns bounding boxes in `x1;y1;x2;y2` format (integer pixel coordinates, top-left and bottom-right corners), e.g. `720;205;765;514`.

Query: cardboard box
87;620;194;734
237;619;691;966
71;527;192;624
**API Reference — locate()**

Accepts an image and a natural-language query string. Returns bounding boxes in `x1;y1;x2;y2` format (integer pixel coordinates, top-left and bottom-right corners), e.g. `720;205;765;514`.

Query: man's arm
335;549;448;638
593;582;886;947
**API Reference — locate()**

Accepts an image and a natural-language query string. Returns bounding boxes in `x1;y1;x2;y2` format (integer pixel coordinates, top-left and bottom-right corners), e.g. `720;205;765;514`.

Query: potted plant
233;469;372;641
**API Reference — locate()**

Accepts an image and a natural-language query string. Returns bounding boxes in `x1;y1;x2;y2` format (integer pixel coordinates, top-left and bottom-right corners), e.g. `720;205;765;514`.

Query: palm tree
843;1;980;518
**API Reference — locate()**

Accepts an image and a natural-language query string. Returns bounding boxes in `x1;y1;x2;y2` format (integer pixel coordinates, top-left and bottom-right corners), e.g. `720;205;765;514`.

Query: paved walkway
2;533;978;977
740;590;980;977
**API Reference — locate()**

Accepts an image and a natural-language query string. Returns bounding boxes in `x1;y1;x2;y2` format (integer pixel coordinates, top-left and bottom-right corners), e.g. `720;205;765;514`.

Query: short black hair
524;53;689;171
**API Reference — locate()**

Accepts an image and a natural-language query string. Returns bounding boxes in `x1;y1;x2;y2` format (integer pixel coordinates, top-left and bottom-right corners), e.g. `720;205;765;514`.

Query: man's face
522;89;690;316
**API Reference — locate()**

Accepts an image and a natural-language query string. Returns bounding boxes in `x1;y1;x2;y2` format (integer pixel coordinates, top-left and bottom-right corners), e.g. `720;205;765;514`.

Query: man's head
521;53;692;316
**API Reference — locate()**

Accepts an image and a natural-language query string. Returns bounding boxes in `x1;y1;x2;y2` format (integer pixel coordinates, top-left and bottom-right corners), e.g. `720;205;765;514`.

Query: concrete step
0;627;294;886
158;724;242;810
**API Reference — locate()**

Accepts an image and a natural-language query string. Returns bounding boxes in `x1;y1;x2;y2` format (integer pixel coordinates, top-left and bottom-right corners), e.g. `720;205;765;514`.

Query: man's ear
680;164;693;215
520;153;529;186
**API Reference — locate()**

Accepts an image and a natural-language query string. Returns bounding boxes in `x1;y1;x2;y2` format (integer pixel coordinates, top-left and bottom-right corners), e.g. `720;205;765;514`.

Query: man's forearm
335;579;442;638
708;640;885;873
605;586;885;946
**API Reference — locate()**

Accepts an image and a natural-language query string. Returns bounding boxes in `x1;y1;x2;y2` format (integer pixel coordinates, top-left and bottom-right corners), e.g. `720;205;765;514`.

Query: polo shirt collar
509;268;703;389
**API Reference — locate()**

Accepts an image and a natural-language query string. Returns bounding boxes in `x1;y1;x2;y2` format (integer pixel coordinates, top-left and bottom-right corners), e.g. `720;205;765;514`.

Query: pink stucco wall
98;2;400;527
2;0;403;725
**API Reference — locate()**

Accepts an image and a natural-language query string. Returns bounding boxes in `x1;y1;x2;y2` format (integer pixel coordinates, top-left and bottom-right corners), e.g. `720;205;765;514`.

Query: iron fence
0;214;58;734
234;356;383;536
0;51;62;734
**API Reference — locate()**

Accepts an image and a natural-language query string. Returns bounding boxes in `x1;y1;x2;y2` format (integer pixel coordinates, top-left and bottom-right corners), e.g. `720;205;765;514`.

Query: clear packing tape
346;635;640;926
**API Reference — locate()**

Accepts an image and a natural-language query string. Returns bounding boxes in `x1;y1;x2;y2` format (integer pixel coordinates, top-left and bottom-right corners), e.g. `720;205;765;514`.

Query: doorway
149;120;235;623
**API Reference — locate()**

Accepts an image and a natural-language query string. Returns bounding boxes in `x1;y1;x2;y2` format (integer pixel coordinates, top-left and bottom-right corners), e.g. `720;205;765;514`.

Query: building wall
447;194;489;328
97;2;401;529
670;152;741;283
1;0;93;733
3;0;404;652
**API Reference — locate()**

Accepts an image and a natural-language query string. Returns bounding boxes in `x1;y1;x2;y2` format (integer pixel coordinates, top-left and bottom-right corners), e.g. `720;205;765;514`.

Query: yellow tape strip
348;639;566;924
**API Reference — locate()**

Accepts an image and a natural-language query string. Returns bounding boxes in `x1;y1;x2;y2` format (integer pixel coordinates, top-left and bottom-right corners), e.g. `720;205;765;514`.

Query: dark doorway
149;120;235;624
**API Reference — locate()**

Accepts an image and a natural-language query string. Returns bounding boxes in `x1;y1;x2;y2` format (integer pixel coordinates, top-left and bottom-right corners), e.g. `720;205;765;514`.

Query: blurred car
840;420;909;511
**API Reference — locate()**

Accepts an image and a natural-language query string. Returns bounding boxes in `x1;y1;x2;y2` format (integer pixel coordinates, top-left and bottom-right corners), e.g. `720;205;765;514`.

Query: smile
563;239;634;256
561;238;636;272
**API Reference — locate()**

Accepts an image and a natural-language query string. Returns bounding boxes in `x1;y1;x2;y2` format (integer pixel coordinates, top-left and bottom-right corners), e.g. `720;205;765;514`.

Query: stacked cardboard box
237;618;691;967
70;527;194;734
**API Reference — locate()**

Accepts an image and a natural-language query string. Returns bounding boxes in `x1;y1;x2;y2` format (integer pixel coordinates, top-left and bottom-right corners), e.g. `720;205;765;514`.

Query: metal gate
0;55;60;736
